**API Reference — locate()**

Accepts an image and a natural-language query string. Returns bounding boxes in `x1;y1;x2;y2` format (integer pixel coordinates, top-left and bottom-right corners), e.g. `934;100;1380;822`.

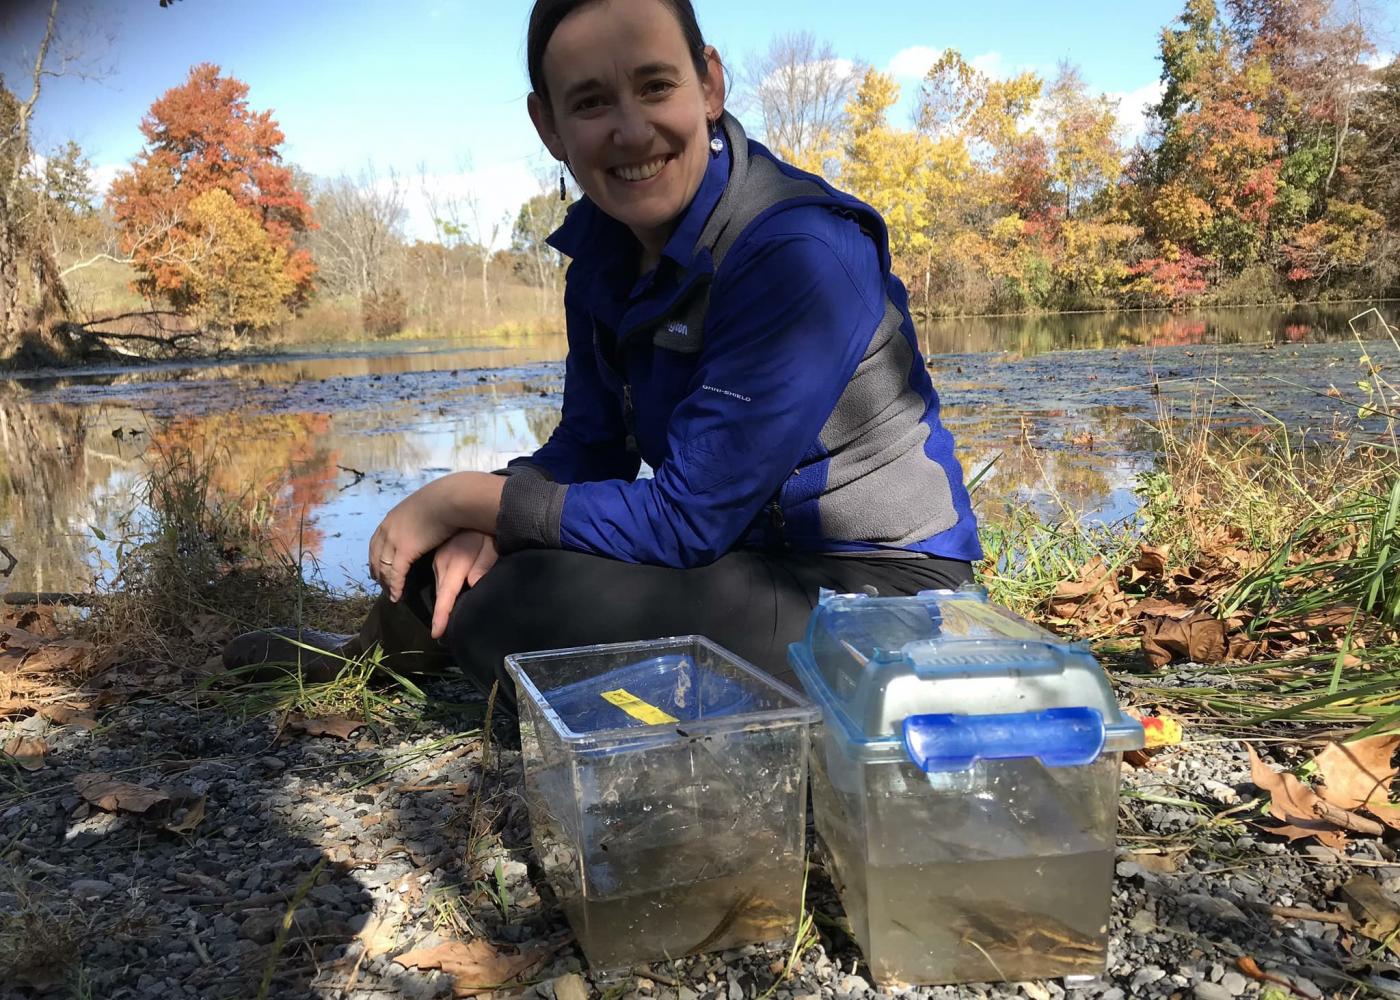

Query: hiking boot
221;626;359;683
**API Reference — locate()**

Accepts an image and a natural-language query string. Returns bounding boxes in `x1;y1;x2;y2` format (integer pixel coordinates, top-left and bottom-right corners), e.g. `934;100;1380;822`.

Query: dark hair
526;0;709;112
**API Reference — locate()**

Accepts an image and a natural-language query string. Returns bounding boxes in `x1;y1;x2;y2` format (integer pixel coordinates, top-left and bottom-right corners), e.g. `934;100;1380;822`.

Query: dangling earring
708;118;724;156
558;162;566;202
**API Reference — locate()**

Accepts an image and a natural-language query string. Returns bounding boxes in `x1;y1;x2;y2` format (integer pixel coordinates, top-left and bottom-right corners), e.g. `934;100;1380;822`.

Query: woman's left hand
369;472;504;602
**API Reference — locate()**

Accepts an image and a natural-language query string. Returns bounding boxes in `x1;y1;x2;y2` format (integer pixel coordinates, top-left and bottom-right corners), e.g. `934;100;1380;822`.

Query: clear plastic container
506;636;820;970
789;588;1144;987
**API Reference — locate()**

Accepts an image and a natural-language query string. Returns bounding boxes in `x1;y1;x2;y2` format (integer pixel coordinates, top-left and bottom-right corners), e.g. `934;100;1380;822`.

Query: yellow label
600;688;678;725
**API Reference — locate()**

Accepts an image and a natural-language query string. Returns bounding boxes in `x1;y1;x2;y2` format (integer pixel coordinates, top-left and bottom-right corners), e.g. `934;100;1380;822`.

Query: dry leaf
1125;851;1181;873
288;716;367;740
1131;597;1193;619
395;939;548;997
1141;612;1227;668
74;772;171;814
1340;876;1400;956
1048;557;1132;624
1247;744;1350;849
39;704;98;730
1316;734;1400;828
21;639;95;673
3;735;47;770
165;796;206;833
0;626;47;649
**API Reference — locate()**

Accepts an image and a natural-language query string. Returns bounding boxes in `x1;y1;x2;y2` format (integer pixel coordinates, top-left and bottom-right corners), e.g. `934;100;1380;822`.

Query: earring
708;118;724;156
558;162;566;202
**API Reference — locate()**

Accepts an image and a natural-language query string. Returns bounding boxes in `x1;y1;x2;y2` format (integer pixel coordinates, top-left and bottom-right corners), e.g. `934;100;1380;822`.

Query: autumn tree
181;188;294;335
1044;62;1124;218
1350;58;1400;233
108;63;315;330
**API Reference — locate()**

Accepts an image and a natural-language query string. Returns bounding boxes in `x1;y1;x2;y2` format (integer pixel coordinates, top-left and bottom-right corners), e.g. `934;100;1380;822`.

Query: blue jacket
495;114;981;568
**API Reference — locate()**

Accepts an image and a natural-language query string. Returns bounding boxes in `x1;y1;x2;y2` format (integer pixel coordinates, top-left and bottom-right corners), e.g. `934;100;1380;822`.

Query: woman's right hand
430;530;499;639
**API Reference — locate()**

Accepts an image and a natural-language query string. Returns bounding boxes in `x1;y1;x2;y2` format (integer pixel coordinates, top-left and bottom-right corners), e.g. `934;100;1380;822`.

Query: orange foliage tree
108;64;314;330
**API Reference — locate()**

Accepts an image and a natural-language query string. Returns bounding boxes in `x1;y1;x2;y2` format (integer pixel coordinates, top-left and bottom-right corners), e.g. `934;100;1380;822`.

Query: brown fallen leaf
1246;744;1357;849
74;772;171;814
0;626;47;649
1048;557;1132;624
165;796;206;834
1340;876;1400;956
1316;733;1400;828
288;716;368;740
38;704;98;730
1141;611;1227;668
20;639;95;673
395;939;549;997
1125;851;1181;873
2;734;47;770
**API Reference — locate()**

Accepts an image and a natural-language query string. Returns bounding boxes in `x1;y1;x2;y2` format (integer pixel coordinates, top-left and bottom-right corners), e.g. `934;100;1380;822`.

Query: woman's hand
369;472;505;602
429;530;498;638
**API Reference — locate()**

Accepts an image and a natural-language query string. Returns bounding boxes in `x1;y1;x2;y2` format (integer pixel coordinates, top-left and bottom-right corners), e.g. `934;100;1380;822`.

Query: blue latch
901;707;1106;771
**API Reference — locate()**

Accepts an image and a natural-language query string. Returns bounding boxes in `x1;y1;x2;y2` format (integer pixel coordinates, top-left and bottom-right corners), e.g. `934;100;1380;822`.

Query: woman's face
529;0;725;257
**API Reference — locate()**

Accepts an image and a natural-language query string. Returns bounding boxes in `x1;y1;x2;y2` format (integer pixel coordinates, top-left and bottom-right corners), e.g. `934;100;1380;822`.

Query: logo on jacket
665;321;689;337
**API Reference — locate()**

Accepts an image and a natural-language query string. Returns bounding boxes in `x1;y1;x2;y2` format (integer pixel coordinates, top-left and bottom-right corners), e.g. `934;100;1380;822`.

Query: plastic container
506;636;820;970
788;588;1144;987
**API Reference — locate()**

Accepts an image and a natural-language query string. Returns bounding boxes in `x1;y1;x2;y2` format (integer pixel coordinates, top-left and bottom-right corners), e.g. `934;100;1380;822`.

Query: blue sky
8;0;1391;240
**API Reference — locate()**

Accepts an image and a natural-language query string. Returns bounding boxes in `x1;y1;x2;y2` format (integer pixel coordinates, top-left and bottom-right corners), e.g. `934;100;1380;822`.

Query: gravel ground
3;664;1397;1000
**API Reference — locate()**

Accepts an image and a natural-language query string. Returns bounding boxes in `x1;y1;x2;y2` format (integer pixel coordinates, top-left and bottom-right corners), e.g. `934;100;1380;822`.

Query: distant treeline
2;0;1398;364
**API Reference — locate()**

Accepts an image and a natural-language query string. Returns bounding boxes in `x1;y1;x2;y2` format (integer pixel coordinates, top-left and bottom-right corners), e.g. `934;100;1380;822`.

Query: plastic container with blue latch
505;636;819;970
788;587;1144;987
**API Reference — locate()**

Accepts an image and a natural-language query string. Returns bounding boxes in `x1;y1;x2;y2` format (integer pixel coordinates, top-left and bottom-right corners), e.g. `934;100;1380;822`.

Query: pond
1;303;1395;596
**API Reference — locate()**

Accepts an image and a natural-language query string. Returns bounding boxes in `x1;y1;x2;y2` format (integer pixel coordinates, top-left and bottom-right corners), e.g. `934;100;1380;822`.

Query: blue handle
902;707;1106;772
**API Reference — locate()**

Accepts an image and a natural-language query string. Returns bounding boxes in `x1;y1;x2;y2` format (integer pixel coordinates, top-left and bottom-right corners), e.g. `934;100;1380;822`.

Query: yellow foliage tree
842;70;935;268
183;188;295;336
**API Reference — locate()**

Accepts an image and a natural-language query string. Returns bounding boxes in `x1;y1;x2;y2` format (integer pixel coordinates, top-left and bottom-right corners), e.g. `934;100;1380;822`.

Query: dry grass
82;440;364;664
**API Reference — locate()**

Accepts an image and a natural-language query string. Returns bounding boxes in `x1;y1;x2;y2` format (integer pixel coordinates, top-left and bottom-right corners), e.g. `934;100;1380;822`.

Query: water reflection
1;306;1395;595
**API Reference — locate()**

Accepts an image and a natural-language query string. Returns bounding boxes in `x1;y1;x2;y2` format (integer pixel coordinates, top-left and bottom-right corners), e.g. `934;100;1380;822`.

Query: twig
1313;800;1385;837
1241;899;1356;928
336;466;366;492
633;966;683;987
0;543;15;578
186;927;213;966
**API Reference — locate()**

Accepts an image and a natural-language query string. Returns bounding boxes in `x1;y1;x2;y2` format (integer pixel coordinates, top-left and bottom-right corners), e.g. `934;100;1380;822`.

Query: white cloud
1367;50;1394;70
886;45;943;80
886;46;1010;82
1108;79;1166;143
970;52;1006;79
91;162;124;202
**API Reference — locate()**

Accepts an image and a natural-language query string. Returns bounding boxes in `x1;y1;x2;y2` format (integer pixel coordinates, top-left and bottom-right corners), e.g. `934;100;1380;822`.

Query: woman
227;0;981;709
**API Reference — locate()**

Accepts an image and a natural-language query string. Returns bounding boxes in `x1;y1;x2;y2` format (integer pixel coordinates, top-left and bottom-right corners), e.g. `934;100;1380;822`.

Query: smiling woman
225;0;982;715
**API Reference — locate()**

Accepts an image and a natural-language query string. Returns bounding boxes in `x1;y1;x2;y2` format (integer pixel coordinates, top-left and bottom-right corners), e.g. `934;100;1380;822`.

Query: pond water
1;303;1395;596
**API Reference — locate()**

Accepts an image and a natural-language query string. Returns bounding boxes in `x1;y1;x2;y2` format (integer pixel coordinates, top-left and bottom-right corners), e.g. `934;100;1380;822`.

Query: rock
553;974;589;1000
836;974;870;993
1193;984;1233;1000
1130;966;1166;990
1019;983;1051;1000
70;879;114;900
1220;971;1248;995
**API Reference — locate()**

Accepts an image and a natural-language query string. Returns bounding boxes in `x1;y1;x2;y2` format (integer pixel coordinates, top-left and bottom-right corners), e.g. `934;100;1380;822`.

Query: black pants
360;548;973;714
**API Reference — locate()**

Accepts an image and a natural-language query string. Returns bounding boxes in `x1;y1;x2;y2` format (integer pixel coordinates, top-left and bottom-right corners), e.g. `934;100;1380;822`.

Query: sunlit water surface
1;304;1394;595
